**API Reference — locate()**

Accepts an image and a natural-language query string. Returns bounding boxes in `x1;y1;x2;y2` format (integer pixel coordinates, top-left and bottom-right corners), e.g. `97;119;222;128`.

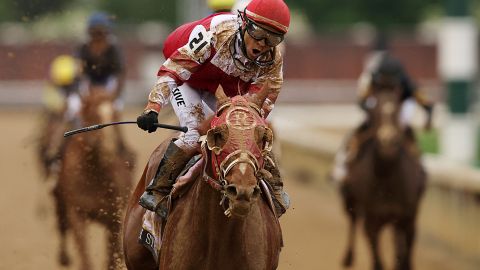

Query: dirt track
0;108;477;270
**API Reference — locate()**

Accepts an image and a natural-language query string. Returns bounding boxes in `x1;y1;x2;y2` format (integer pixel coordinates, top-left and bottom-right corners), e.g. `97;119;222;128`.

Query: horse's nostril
226;185;237;197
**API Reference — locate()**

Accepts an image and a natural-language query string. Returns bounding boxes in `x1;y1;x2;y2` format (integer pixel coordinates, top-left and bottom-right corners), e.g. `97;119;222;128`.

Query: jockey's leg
139;140;194;217
399;98;422;158
346;120;370;162
330;120;370;183
139;84;215;217
263;151;289;217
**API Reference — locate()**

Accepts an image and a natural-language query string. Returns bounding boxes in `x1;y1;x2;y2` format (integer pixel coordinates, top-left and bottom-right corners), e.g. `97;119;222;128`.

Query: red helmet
245;0;290;34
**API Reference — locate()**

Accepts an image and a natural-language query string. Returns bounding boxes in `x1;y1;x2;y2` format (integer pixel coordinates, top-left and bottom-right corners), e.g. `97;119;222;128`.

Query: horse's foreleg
69;210;92;270
123;205;157;270
394;217;415;270
52;185;70;266
107;222;123;270
341;191;357;267
364;217;384;270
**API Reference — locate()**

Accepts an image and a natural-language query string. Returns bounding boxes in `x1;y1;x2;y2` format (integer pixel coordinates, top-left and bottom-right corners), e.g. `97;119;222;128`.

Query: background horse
123;86;282;270
340;78;426;270
55;86;134;269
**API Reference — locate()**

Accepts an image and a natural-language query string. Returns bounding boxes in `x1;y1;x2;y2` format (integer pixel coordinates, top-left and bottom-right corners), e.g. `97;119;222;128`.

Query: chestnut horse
123;86;282;270
340;77;426;270
55;87;134;269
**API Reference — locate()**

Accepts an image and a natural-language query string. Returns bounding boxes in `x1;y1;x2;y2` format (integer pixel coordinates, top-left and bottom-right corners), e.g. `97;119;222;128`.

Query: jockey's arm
145;26;213;113
111;45;126;99
357;73;373;111
413;88;434;130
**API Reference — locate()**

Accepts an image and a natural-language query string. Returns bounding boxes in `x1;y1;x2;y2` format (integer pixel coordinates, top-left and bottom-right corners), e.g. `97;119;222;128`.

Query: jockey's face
243;21;283;60
88;26;108;42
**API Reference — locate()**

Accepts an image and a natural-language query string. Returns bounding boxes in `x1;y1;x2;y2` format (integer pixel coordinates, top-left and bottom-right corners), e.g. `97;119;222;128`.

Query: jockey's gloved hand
137;111;159;133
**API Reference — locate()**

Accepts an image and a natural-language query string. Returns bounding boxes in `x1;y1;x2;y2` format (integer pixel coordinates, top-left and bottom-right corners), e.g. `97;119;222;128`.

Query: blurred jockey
137;0;290;218
207;0;236;13
44;54;81;119
77;11;125;111
331;48;434;183
75;12;134;160
39;55;81;176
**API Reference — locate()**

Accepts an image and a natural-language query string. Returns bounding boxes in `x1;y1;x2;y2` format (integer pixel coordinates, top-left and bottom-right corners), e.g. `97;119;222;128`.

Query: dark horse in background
340;75;427;270
123;85;282;270
55;87;134;269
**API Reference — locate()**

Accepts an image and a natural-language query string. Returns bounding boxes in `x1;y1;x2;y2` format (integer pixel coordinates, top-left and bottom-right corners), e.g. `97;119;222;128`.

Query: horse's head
203;85;273;218
367;69;404;158
80;86;115;125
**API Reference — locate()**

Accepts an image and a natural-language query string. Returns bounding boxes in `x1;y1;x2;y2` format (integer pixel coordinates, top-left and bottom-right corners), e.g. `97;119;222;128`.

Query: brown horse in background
340;78;426;270
55;87;134;269
123;86;282;270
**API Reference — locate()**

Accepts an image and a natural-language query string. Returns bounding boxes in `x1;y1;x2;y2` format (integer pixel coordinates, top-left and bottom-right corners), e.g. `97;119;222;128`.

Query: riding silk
146;12;284;118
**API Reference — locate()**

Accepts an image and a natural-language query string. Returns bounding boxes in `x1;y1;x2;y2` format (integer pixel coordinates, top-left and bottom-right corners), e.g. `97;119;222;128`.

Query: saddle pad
139;210;163;264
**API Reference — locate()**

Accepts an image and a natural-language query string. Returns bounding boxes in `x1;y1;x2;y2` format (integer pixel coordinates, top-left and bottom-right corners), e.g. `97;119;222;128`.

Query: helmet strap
238;23;275;67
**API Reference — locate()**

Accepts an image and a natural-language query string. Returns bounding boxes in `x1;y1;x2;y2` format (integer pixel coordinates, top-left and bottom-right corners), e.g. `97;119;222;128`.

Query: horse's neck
161;170;281;269
186;176;273;245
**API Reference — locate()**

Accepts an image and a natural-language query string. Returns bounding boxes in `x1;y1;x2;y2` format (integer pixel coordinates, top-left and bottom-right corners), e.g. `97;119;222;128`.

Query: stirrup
155;195;171;219
139;191;166;212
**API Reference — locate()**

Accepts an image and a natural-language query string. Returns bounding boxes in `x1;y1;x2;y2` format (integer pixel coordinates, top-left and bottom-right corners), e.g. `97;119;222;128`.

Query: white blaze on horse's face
98;102;114;123
376;93;402;157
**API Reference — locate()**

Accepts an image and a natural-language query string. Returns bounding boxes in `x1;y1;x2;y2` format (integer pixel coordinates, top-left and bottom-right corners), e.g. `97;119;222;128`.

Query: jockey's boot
139;141;192;218
263;152;290;218
346;120;371;162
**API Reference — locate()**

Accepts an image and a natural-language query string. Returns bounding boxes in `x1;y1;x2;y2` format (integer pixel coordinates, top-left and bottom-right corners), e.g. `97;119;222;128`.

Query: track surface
0;108;477;270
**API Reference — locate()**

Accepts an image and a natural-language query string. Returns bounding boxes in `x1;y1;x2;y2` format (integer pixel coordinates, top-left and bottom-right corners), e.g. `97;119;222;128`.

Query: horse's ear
249;82;270;108
215;84;229;107
206;124;229;154
255;125;273;153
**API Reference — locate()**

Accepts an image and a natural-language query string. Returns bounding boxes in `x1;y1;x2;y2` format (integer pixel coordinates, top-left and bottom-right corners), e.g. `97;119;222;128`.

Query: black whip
64;121;188;137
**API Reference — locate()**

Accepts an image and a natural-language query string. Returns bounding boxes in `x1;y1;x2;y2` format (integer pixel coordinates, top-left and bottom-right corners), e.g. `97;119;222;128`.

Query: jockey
76;11;125;110
331;52;434;184
44;54;81;118
40;55;81;174
137;0;290;218
349;52;434;160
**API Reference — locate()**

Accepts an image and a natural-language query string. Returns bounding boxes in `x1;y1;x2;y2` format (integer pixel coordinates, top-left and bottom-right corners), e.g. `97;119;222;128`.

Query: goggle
241;11;284;47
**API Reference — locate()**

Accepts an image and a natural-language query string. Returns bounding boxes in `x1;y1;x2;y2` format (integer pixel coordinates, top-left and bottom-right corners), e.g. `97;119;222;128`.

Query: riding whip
64;121;188;137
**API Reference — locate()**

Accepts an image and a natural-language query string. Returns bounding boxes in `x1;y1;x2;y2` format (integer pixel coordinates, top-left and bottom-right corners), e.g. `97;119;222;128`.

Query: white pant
399;98;416;127
170;84;216;150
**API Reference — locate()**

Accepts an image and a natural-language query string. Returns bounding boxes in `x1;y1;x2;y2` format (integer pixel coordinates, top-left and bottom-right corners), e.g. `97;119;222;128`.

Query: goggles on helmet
241;10;284;47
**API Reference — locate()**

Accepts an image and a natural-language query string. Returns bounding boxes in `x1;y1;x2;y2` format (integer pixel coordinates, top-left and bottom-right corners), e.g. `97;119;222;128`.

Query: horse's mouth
228;200;253;218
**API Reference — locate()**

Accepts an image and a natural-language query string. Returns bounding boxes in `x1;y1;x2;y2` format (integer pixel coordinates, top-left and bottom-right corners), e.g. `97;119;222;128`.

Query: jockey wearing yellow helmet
137;0;290;218
44;55;81;116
